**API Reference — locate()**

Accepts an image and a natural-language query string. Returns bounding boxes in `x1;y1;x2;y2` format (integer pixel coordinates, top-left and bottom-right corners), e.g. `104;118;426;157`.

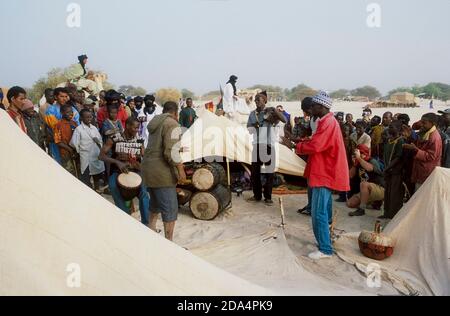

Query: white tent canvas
180;109;306;177
0;111;269;296
336;168;450;296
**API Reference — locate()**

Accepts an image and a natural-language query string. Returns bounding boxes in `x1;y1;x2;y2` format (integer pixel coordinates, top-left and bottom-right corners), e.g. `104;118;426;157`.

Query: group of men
3;85;186;241
245;90;450;260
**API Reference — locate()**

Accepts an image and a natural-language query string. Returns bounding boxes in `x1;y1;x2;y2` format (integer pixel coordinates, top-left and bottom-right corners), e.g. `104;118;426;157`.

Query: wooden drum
117;172;142;201
192;163;227;192
190;185;231;221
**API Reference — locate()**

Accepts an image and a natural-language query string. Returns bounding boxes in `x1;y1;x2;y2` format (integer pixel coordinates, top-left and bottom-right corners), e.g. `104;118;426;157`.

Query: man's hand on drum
117;161;130;173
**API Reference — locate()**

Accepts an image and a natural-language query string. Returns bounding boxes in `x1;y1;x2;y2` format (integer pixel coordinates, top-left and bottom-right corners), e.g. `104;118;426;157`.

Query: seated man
99;117;150;226
64;55;98;95
347;144;385;217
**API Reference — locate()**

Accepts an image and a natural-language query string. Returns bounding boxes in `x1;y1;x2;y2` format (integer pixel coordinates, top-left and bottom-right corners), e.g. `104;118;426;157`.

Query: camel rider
64;55;99;95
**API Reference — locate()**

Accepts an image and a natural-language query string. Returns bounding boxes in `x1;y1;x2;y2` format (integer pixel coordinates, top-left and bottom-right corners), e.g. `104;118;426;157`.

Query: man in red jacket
404;113;442;192
296;91;350;260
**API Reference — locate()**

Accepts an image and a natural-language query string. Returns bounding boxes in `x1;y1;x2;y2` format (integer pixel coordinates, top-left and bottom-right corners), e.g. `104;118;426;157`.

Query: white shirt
311;117;320;135
137;105;163;148
223;83;235;114
70;123;105;175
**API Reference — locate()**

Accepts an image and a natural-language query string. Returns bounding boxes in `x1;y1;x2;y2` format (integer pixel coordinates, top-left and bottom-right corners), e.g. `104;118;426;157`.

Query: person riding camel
64;54;99;95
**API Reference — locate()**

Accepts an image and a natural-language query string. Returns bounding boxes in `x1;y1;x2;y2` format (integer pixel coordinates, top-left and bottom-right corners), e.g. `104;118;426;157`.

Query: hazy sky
1;0;449;95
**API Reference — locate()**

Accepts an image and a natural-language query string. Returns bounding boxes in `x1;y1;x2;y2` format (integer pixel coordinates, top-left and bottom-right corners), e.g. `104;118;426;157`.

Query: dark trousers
384;172;405;219
251;144;275;201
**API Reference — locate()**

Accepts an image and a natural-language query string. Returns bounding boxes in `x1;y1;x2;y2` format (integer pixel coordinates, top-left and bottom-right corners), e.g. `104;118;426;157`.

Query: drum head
192;166;217;191
118;172;142;189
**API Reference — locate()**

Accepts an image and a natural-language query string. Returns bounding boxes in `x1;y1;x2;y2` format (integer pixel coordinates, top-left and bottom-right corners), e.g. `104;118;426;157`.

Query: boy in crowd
54;105;79;177
71;109;105;191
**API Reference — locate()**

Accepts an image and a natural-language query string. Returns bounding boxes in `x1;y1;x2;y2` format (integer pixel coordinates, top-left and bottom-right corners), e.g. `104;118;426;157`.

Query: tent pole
226;157;232;209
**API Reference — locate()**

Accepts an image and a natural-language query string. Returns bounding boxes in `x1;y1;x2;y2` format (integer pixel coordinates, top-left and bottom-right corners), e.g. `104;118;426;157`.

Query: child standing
54;104;79;177
71;109;105;191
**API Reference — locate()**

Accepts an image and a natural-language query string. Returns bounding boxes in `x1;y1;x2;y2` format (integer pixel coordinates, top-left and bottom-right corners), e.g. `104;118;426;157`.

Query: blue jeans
109;172;150;225
311;187;333;255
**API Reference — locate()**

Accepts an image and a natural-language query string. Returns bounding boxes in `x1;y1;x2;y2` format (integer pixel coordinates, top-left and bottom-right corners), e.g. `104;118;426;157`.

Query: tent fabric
191;228;368;296
180;109;306;177
0;111;270;296
335;168;450;296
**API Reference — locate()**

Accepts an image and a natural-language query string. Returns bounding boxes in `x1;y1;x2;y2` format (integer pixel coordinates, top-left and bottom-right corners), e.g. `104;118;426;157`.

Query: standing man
138;94;163;147
6;86;27;133
142;101;186;241
223;75;239;115
438;109;450;168
99;117;150;226
22;99;45;150
404;113;442;191
179;98;198;129
296;91;350;260
247;92;286;206
97;89;128;129
39;88;55;120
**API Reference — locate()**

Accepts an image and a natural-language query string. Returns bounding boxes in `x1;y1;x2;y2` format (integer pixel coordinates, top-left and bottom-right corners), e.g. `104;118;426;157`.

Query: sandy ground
103;191;401;296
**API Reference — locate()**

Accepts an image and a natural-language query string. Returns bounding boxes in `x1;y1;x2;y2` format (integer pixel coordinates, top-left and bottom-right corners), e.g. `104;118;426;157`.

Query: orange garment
54;119;78;158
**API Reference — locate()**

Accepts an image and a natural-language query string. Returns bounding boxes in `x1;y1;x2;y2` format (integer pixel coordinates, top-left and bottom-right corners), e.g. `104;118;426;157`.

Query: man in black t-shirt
99;117;150;225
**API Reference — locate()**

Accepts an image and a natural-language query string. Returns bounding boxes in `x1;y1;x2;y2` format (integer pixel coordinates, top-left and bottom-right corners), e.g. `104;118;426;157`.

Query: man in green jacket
142;101;186;241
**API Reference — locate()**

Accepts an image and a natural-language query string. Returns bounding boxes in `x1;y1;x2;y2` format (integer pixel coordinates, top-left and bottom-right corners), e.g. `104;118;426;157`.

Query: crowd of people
2;84;191;241
2;78;450;260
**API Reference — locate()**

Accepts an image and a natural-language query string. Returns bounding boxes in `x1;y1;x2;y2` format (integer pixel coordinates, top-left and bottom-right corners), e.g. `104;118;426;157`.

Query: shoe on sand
308;250;332;260
246;196;262;203
264;199;274;206
349;208;365;217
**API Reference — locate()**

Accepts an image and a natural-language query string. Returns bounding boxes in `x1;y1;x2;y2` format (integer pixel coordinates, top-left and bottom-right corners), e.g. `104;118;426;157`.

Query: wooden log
190;185;231;221
192;163;227;191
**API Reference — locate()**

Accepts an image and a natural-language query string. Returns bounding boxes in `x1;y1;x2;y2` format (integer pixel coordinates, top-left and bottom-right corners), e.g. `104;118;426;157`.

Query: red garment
7;107;27;133
296;112;350;192
97;105;128;129
411;129;442;184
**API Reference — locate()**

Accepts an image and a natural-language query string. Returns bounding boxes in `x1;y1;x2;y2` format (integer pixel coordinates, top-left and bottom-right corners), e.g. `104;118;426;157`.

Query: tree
28;67;114;103
330;89;350;99
351;86;381;100
181;89;196;100
155;88;182;105
286;84;317;101
117;85;147;97
27;68;66;103
247;85;285;100
202;90;222;100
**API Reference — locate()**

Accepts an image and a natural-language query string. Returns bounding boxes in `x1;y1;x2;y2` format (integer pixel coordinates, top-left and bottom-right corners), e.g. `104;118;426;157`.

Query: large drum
358;221;395;261
190;185;231;221
192;163;227;192
117;172;142;201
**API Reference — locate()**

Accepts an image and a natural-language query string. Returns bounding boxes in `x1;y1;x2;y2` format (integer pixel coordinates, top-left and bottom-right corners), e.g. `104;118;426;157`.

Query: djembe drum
117;172;142;201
